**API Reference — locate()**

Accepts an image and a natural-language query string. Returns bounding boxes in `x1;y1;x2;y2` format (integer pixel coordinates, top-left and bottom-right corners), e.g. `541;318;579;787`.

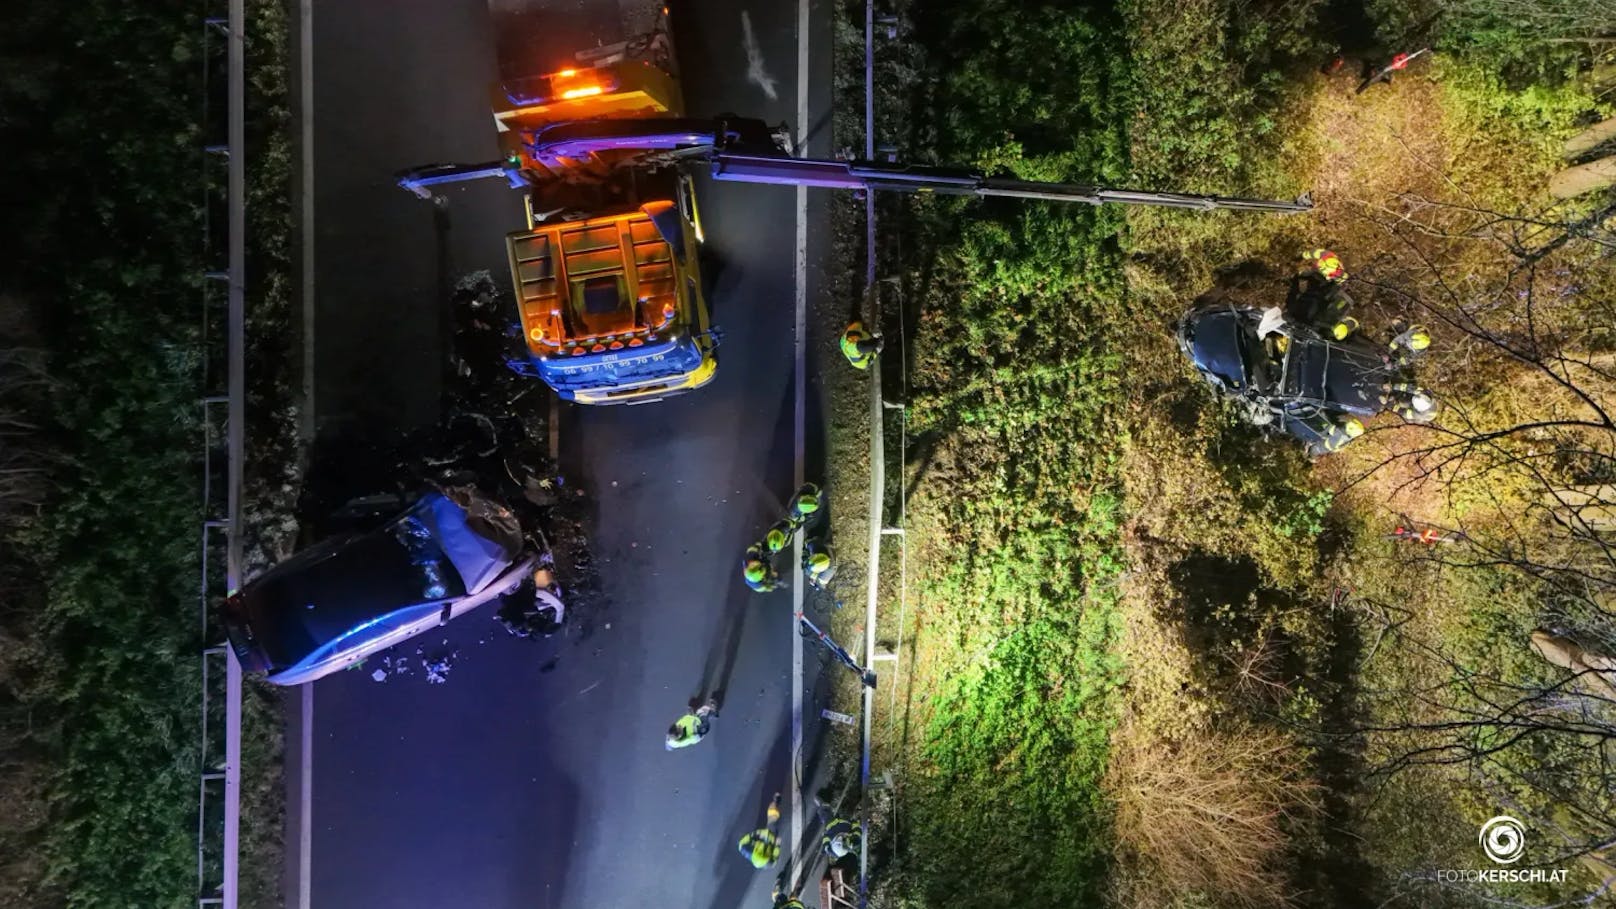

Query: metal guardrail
859;7;913;906
857;2;884;905
197;2;245;907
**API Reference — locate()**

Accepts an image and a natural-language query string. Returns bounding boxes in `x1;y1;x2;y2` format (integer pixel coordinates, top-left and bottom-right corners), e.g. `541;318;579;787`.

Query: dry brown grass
1107;721;1321;909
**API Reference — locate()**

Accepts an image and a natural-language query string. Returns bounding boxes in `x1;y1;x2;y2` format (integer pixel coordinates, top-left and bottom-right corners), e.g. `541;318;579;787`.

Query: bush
1108;723;1320;909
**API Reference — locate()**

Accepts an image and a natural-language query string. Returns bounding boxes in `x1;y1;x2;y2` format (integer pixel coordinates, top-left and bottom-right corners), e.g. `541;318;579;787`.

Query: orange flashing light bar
560;85;605;100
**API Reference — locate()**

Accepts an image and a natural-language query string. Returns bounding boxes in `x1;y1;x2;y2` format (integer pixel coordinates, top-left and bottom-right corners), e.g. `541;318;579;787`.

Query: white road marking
790;0;810;889
741;11;780;102
298;683;313;909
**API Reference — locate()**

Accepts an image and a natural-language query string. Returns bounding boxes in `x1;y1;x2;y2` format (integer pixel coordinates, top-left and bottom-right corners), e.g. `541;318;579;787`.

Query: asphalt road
306;1;836;906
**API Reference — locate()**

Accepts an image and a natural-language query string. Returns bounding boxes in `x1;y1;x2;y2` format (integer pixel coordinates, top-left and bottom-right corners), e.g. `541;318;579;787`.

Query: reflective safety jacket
821;816;863;857
743;544;783;592
840;322;879;369
1382;382;1438;423
1312;416;1364;455
1303;248;1348;283
738;829;781;869
666;713;707;750
1385;325;1431;369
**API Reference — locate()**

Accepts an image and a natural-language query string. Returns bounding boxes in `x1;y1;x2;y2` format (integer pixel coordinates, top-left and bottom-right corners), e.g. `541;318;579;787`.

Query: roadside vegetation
0;3;294;907
830;0;1616;906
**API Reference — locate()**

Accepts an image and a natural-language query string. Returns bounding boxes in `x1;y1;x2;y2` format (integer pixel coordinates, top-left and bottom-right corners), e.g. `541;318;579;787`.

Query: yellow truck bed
507;209;680;356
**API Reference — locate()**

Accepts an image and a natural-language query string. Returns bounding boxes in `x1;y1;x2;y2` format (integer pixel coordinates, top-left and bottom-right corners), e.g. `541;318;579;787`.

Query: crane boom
706;152;1312;212
397;116;1313;214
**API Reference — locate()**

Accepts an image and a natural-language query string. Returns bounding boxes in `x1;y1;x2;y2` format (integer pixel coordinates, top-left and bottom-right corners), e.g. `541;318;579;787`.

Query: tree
1331;190;1616;904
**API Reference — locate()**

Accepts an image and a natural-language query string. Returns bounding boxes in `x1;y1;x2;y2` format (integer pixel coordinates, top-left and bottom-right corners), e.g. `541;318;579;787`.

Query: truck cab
490;17;717;404
506;171;715;404
416;13;714;402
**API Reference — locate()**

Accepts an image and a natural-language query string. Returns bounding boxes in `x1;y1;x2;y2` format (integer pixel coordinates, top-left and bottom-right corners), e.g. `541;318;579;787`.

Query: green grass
904;493;1126;908
886;3;1138;903
1122;0;1325;194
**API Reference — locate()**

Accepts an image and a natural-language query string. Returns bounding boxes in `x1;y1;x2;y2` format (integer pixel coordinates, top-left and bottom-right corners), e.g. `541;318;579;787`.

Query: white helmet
829;834;853;859
1410;393;1434;412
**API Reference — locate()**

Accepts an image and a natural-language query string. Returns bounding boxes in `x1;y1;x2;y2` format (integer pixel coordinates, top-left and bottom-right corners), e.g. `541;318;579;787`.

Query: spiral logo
1480;816;1526;864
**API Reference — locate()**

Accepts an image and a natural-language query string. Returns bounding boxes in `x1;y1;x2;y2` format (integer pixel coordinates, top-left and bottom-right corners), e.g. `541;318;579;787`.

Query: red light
590;343;605;353
628;338;644;347
609;341;624;350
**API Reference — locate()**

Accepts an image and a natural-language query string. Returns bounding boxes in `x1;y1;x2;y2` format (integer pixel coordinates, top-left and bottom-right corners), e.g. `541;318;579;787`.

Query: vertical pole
222;1;245;907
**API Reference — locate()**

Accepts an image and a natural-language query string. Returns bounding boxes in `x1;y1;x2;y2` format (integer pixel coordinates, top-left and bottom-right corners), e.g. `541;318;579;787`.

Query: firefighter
1357;47;1430;94
803;538;836;590
1304;413;1365;456
821;814;863;862
1381;382;1438;424
765;518;796;554
665;699;719;751
813;793;863;863
743;543;783;593
771;892;806;909
738;793;784;869
1285;253;1352;333
789;483;824;524
737;828;781;869
1303;248;1348;284
840;321;884;370
1385;321;1431;368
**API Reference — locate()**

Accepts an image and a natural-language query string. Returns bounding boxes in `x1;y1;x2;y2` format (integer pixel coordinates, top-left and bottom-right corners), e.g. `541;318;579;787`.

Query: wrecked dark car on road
223;485;557;685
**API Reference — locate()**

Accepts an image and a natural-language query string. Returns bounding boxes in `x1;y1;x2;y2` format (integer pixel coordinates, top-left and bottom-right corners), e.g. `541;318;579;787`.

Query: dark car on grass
1176;300;1390;454
222;486;543;685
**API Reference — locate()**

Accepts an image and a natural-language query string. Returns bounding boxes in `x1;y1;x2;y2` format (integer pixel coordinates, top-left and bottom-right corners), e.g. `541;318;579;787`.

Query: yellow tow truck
408;16;716;405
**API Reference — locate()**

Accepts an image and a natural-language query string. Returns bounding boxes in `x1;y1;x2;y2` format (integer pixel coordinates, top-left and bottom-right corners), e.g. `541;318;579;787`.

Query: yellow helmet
1344;419;1365;438
744;561;767;583
1305;248;1347;282
1407;327;1431;351
766;527;789;552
